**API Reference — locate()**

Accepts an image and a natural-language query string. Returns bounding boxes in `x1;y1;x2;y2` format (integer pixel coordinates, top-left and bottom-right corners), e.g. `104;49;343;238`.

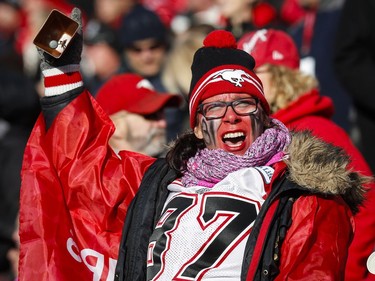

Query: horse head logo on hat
213;69;251;87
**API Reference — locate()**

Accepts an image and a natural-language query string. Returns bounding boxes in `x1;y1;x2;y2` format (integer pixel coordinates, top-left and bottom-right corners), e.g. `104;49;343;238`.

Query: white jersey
146;166;274;281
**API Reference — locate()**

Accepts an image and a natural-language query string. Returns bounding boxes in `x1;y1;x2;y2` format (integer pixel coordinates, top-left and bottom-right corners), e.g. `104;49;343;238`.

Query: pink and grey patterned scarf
181;118;291;187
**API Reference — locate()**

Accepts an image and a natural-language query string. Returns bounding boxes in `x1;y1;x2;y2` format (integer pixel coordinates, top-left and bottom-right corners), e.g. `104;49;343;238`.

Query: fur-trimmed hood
284;130;369;214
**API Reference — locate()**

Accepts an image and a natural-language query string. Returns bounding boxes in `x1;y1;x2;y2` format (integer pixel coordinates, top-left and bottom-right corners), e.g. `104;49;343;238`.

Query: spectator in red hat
95;73;181;157
238;28;375;281
18;8;369;281
117;3;186;142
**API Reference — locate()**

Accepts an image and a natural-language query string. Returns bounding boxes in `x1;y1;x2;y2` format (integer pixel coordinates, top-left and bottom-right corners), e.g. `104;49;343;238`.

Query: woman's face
254;64;276;105
194;93;265;155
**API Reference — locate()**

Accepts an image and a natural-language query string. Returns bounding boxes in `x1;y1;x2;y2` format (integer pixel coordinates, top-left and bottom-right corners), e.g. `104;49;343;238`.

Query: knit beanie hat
188;30;269;128
118;4;167;48
84;20;120;52
238;29;300;70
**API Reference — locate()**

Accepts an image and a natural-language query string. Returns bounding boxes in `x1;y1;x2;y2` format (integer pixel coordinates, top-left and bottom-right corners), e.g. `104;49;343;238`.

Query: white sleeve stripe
44;81;84;96
42;64;80;77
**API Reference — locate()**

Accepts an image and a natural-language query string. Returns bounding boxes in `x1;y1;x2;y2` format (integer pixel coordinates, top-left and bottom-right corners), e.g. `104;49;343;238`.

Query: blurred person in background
0;70;39;280
0;0;23;71
334;0;375;177
141;0;186;27
215;0;283;39
286;0;352;133
277;0;310;26
162;24;215;132
168;0;221;35
91;0;135;29
117;3;185;142
81;20;121;95
0;1;40;281
95;73;181;157
5;215;19;281
238;28;375;281
117;3;170;88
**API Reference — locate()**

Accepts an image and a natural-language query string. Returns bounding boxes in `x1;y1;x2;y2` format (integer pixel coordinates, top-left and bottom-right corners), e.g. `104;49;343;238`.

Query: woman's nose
223;105;240;123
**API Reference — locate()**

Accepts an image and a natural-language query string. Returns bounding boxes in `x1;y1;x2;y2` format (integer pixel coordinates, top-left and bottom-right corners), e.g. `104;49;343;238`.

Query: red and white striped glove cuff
42;64;83;96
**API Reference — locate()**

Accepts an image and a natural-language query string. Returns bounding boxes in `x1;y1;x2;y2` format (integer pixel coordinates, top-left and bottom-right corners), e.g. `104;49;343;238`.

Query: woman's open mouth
222;131;246;147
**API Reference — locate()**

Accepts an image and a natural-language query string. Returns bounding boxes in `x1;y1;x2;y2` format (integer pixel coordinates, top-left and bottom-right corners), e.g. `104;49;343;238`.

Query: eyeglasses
126;42;165;53
197;98;258;120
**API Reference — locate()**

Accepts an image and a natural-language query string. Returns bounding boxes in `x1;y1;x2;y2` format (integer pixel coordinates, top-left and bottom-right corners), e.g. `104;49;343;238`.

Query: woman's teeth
223;132;245;145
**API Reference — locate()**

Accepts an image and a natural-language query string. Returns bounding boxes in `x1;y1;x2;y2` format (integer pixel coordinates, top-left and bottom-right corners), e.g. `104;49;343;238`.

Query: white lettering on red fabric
66;235;117;281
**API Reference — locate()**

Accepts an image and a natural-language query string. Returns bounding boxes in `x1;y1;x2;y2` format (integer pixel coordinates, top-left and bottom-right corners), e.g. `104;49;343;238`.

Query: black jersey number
147;192;259;280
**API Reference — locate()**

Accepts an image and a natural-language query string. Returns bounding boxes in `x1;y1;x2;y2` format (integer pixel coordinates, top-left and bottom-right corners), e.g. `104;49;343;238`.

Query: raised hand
38;7;83;70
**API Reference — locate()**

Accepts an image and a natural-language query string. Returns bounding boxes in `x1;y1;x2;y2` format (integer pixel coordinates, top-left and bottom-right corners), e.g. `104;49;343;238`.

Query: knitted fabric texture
188;30;270;128
181;118;291;187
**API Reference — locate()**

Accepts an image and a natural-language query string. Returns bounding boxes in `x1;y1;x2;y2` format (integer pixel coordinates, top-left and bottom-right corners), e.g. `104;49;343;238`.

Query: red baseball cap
237;29;300;70
95;73;181;116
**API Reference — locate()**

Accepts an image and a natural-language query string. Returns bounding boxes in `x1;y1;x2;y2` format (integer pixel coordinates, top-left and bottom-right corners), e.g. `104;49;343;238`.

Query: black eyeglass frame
197;97;259;120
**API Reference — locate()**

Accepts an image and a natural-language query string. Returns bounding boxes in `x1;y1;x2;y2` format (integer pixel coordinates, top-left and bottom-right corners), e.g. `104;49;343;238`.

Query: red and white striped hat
188;30;269;128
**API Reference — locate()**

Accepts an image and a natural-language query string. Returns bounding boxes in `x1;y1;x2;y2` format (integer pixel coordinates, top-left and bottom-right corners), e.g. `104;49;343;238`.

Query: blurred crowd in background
0;0;374;280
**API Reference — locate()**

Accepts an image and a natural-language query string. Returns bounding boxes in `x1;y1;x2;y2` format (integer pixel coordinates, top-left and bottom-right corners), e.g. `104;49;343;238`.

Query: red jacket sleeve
19;90;155;281
276;195;354;280
289;116;375;280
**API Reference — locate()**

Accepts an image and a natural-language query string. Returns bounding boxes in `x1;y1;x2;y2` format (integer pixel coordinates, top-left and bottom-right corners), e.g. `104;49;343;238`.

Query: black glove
38;7;83;72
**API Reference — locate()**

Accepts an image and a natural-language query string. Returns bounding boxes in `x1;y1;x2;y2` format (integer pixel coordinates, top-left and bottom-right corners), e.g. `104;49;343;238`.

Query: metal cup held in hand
33;9;79;58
